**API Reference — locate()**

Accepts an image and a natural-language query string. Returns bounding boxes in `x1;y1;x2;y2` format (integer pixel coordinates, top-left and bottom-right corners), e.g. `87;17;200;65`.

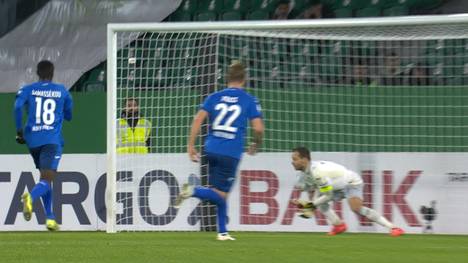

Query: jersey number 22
213;103;241;132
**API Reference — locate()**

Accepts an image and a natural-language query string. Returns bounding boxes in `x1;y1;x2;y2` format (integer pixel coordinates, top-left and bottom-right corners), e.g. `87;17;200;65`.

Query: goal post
107;15;468;234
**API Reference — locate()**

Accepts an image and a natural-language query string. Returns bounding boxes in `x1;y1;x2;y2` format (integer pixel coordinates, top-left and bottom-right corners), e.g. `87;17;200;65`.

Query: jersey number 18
35;97;56;125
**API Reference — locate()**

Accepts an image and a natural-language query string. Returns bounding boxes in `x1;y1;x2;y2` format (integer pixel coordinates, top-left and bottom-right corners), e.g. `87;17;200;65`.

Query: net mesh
111;19;468;232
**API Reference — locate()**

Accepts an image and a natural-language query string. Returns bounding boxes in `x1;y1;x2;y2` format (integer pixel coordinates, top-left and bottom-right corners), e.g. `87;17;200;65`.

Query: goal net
107;16;468;234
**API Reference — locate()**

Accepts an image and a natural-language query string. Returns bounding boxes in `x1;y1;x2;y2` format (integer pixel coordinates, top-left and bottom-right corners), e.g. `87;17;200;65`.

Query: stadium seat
195;11;217;21
197;0;224;13
289;39;319;58
218;36;255;65
322;40;349;57
426;39;450;57
83;67;106;92
168;11;192;21
451;39;468;55
359;41;379;58
117;68;134;88
172;41;197;67
324;0;367;10
147;38;169;61
142;59;171;87
334;8;353;18
133;65;172;88
355;7;381;17
179;0;198;14
215;66;225;86
431;62;447;85
117;46;143;67
151;67;171;87
292;0;308;9
255;62;286;88
175;67;196;87
290;59;315;87
410;0;443;9
318;55;344;83
246;10;269;20
250;0;279;12
363;0;388;9
258;38;289;62
378;0;409;8
453;52;468;67
87;67;105;82
223;0;250;13
83;82;105;92
221;11;242;20
383;6;409;16
289;0;322;18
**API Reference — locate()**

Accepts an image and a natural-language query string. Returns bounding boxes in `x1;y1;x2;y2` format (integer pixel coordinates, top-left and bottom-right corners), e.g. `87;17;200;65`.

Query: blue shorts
29;144;62;170
206;153;240;193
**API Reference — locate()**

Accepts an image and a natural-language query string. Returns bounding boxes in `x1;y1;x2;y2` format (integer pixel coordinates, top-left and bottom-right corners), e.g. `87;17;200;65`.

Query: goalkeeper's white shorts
331;183;363;201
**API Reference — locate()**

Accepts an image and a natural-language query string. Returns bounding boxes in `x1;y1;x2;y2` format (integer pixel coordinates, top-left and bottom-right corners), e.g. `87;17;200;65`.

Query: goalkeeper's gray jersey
295;161;362;192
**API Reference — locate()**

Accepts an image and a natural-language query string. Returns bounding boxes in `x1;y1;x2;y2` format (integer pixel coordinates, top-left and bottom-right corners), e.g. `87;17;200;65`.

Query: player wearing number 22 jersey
203;87;262;160
176;61;264;241
14;60;73;231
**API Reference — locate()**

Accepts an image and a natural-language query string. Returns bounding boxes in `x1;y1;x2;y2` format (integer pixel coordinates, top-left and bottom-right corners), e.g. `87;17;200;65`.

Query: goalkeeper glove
15;130;25;144
299;208;315;219
292;199;317;210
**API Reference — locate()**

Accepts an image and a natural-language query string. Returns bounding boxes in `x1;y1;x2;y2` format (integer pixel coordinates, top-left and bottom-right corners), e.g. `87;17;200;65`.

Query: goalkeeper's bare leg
348;196;404;236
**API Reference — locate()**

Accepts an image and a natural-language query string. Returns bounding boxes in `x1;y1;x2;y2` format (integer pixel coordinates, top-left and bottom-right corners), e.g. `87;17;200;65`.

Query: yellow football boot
46;219;59;231
21;193;32;221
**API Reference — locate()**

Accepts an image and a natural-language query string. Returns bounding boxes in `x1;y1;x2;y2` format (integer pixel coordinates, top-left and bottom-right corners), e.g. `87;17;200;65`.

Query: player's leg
347;185;404;236
39;169;59;231
200;154;238;240
317;202;347;235
43;144;61;231
22;146;43;221
174;155;225;208
29;144;61;230
176;154;237;240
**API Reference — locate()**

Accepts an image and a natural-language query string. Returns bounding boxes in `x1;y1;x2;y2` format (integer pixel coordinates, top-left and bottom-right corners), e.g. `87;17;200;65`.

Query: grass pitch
1;232;467;263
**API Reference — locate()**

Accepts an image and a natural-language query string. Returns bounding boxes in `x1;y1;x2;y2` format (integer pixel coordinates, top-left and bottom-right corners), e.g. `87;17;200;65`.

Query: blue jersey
201;87;262;159
14;81;73;148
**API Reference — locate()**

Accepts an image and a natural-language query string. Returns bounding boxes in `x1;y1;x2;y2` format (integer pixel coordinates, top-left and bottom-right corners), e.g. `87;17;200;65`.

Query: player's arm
145;119;152;149
247;97;264;155
64;90;73;121
187;109;208;162
13;88;27;144
307;189;316;200
247;117;264;155
310;176;334;207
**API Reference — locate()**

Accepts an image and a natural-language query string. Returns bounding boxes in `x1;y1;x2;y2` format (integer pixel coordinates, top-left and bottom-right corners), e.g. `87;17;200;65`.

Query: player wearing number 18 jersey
14;60;73;231
176;61;264;240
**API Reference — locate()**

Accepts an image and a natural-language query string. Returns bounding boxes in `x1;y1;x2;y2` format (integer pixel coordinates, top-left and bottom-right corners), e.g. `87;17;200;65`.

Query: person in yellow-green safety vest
117;98;152;154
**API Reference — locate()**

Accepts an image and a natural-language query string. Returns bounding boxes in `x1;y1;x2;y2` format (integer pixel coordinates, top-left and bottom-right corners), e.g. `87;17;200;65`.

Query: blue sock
30;179;51;203
41;188;55;220
193;187;228;233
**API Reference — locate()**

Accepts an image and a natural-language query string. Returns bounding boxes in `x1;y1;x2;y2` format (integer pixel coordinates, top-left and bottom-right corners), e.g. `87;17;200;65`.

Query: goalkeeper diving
291;146;404;236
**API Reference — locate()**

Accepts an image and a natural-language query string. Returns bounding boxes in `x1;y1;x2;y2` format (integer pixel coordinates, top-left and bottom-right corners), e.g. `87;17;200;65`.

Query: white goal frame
106;14;468;233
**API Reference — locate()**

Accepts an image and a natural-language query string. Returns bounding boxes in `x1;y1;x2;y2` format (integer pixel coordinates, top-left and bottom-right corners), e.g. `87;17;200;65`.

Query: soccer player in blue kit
14;60;73;231
176;61;264;240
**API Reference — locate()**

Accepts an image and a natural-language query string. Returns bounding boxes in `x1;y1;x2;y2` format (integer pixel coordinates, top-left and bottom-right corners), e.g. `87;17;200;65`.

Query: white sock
319;204;342;225
359;206;395;229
